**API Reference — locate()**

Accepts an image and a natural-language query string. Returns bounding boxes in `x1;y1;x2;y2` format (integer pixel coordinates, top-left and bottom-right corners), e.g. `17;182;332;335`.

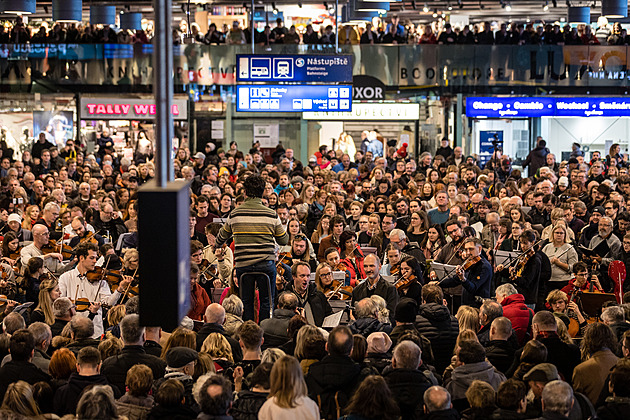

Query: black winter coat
0;360;51;401
384;368;433;420
523;145;550;176
285;281;332;327
147;404;198;420
351;277;399;324
260;308;293;350
485;339;517;374
414;303;459;373
231;390;268;420
101;346;166;394
54;373;120;415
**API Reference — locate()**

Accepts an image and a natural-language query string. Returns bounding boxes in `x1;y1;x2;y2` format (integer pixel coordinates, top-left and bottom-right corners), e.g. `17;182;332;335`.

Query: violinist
1;231;20;267
58;242;131;338
323;247;351;287
546;289;588;337
435;220;466;267
396;256;424;305
30;278;61;325
435;237;492;306
68;217;104;248
283;261;332;327
202;223;233;286
380;245;402;276
495;229;543;307
340;231;364;283
314;262;335;296
560;262;603;296
23;257;46;305
21;225;71;276
316;215;345;262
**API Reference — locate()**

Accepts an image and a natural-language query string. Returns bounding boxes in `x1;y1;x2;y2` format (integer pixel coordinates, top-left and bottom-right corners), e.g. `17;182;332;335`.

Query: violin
394;274;417;291
460;255;482;271
40;239;73;260
85;267;123;288
510;248;535;282
325;279;353;300
277;252;293;267
72;231;99;249
71;298;111;312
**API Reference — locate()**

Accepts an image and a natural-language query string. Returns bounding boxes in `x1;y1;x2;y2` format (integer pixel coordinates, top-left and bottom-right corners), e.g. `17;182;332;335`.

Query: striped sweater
215;198;289;268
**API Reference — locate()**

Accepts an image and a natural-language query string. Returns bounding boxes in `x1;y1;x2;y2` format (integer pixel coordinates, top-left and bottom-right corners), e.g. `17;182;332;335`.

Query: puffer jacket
116;394;154;420
414;303;459;373
500;294;533;345
348;317;392;337
446;361;506;401
231;390;268;420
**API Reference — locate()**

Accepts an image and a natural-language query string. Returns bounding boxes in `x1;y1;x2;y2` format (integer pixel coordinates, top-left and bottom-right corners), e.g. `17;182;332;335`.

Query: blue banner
467;97;630;118
236;84;352;112
236;54;353;83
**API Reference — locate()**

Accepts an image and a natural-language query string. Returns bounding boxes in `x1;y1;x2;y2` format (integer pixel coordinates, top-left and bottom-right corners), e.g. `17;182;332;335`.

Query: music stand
495;250;520;267
326;301;351;326
430;262;458;282
579;292;617;318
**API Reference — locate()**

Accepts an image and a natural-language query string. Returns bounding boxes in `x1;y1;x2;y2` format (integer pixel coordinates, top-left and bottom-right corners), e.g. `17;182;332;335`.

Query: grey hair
393;340;421;370
602;306;625;323
76;385;118;420
120;314;145;345
28;322;52;347
53;297;73;318
496;283;517;298
541;380;574;415
355;298;378;319
261;348;286;365
222;295;244;318
389;229;406;242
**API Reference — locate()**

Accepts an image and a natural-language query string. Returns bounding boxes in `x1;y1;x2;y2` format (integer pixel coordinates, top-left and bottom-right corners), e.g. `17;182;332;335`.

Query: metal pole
251;0;255;54
335;0;339;52
154;0;174;187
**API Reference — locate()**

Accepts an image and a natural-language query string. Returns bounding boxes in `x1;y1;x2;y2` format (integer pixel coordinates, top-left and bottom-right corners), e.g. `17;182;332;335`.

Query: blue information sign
467;97;630;118
236;85;352;112
479;131;503;167
237;55;353;83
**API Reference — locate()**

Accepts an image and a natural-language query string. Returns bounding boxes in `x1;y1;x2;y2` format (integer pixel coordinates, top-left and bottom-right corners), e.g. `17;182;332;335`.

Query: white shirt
59;267;122;338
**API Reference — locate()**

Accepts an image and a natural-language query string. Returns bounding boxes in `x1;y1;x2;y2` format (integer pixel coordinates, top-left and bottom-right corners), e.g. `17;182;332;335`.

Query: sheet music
322;310;344;328
430;262;458;281
494;250;520;267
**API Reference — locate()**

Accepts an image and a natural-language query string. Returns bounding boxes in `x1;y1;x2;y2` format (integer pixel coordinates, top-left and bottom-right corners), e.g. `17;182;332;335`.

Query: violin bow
122;267;139;302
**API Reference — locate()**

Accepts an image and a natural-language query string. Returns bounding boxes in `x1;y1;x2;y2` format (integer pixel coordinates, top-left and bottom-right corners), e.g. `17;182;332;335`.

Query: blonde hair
370;295;390;325
200;332;234;363
294;325;325;360
1;381;41;417
107;304;126;327
456;305;480;333
34;278;58;325
269;355;308;409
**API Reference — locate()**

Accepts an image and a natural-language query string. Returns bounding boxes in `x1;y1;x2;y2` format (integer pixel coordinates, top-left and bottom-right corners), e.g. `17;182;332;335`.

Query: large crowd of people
0;129;630;420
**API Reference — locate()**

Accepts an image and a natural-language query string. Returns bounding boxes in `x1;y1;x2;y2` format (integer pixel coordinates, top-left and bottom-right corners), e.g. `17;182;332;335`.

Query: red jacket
501;293;534;345
188;282;211;321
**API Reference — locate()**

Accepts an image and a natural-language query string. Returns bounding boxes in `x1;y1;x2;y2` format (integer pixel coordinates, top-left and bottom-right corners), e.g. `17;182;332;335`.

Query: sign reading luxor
466;97;630;118
237;54;353;83
81;98;188;120
237;85;352;112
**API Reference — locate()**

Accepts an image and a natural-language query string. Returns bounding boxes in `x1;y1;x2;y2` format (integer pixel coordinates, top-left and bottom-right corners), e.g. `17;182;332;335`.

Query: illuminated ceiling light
423;3;429;12
272;2;278;14
355;1;390;13
432;9;438;17
543;1;549;11
448;2;453;10
505;2;512;11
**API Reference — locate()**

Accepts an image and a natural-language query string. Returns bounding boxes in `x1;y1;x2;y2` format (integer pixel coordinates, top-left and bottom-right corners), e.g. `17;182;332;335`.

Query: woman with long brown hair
31;278;61;325
258;355;319;420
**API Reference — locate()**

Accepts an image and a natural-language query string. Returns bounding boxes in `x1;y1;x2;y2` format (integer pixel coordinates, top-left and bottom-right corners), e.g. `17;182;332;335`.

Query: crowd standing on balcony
0;124;629;420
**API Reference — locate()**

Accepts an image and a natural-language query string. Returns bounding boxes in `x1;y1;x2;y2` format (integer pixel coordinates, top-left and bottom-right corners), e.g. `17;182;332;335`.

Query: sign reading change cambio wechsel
237;54;353;83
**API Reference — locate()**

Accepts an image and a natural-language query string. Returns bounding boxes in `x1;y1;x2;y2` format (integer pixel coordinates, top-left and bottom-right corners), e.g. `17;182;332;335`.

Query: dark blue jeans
236;260;276;322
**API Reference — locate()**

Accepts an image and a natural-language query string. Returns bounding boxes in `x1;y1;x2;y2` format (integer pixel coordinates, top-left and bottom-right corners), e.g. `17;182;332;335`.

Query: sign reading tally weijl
80;98;188;120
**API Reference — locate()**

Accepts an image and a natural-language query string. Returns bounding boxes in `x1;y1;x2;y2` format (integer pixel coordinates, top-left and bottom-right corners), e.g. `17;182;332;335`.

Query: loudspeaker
138;180;190;330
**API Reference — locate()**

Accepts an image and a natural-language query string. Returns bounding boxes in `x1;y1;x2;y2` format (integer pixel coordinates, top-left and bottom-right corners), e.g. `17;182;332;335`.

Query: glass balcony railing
0;43;628;89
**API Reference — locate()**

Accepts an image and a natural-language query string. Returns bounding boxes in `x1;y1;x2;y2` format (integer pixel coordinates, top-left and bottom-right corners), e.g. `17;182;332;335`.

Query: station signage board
466;97;630;118
303;103;419;120
237;85;352;112
236;54;353;83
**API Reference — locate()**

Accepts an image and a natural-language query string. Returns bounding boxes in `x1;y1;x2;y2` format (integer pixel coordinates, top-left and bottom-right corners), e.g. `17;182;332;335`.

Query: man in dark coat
54;347;120;416
284;261;332;327
384;341;436;420
0;329;51;400
423;386;461;420
349;298;392;337
351;254;399;324
306;326;367;420
415;284;459;374
485;317;517;374
196;303;243;362
522;137;550;177
101;315;166;394
260;292;297;350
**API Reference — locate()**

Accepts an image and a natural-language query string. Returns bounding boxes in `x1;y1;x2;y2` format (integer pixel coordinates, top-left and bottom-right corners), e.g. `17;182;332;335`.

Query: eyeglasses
320;271;332;277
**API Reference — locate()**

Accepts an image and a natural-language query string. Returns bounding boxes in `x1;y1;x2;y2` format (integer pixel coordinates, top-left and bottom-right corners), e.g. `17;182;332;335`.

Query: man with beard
579;206;603;248
351;254;399;324
587;216;621;291
283;261;331;326
290;235;315;271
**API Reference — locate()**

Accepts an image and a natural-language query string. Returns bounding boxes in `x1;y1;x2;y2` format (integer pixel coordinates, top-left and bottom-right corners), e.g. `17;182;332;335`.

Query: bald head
424;386;451;412
204;303;225;324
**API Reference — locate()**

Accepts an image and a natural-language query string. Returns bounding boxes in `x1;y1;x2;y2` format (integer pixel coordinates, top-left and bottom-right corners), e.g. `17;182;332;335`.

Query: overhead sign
81;98;188;120
236;54;353;83
466;97;630;118
303;102;419;120
352;75;386;100
237;85;352;112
